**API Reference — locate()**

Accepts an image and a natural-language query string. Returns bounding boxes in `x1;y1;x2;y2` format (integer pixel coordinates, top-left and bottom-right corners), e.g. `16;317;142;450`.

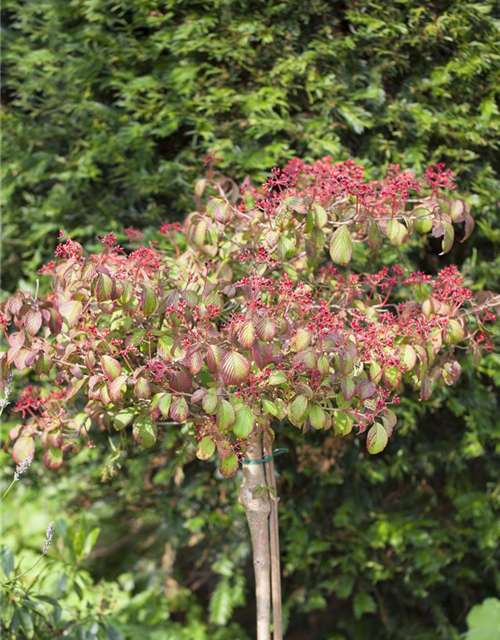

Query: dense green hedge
1;1;500;639
2;0;500;288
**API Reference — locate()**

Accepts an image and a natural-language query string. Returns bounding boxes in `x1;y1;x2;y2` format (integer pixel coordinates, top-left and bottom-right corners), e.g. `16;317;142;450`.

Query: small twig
463;294;500;317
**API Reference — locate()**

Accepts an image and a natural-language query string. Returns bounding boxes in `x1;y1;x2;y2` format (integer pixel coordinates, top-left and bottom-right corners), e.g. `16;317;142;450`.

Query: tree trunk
239;431;272;640
265;450;283;640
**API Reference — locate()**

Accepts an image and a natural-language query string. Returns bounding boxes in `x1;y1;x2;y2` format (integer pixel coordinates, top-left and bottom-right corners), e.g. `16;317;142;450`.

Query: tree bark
265;450;283;640
239;431;272;640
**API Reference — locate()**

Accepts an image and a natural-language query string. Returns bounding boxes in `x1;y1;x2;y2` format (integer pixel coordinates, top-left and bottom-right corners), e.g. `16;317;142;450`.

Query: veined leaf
232;405;254;439
100;355;122;381
366;423;388;454
133;416;157;448
386;219;408;246
220;351;250;385
12;436;35;464
217;400;236;430
197;436;216;461
289;394;308;424
219;454;239;478
329;225;353;266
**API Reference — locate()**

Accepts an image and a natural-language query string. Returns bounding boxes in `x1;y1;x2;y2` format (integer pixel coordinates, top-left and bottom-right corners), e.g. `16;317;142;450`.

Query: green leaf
313;204;328;228
440;221;455;254
400;344;417;370
106;624;125;640
333;411;353;435
100;355;122;381
317;354;330;375
142;285;157;316
291;328;312;352
202;389;219;414
366;423;388;454
262;399;278;417
0;545;14;577
309;404;327;429
284;196;307;214
268;370;288;385
157;337;173;361
444;319;465;345
232;405;254;438
289;394;308;424
114;409;136;431
219;454;239;478
132;416;157;448
277;234;295;259
18;607;34;639
254;317;276;342
83;528;101;555
157;393;172;417
329;226;353;266
196;436;216;461
466;598;500;640
209;577;233;625
413;207;433;234
382;365;401;389
217;400;236;430
386;219;408;246
1;595;14;628
353;593;377;620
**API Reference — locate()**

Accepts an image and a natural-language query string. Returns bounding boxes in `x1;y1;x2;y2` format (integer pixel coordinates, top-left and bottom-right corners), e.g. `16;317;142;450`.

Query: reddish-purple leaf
220;351;250;385
170;370;192;393
255;317;276;342
43;446;63;470
356;379;376;400
170;396;189;423
207;345;225;372
238;320;255;349
24;310;42;336
341;377;355;401
108;375;127;403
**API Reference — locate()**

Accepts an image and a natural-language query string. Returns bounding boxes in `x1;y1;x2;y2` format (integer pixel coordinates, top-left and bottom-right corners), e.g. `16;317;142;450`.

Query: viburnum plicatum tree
1;157;498;640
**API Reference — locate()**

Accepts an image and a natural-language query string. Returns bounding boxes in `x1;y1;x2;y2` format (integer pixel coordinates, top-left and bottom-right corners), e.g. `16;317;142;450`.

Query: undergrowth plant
1;158;498;640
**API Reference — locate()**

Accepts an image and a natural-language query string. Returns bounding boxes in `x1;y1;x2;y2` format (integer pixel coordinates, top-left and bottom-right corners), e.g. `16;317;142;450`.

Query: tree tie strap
242;448;289;466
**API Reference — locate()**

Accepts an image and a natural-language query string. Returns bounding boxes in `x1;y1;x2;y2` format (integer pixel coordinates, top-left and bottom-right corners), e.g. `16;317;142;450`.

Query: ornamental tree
1;158;498;640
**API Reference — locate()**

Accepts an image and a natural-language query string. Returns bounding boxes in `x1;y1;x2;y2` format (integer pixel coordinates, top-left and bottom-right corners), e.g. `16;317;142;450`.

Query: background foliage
1;0;499;639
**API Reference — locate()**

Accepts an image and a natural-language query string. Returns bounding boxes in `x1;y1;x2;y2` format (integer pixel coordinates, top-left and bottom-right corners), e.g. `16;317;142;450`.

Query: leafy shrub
0;515;249;640
2;0;499;289
1;159;499;639
1;159;494;472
